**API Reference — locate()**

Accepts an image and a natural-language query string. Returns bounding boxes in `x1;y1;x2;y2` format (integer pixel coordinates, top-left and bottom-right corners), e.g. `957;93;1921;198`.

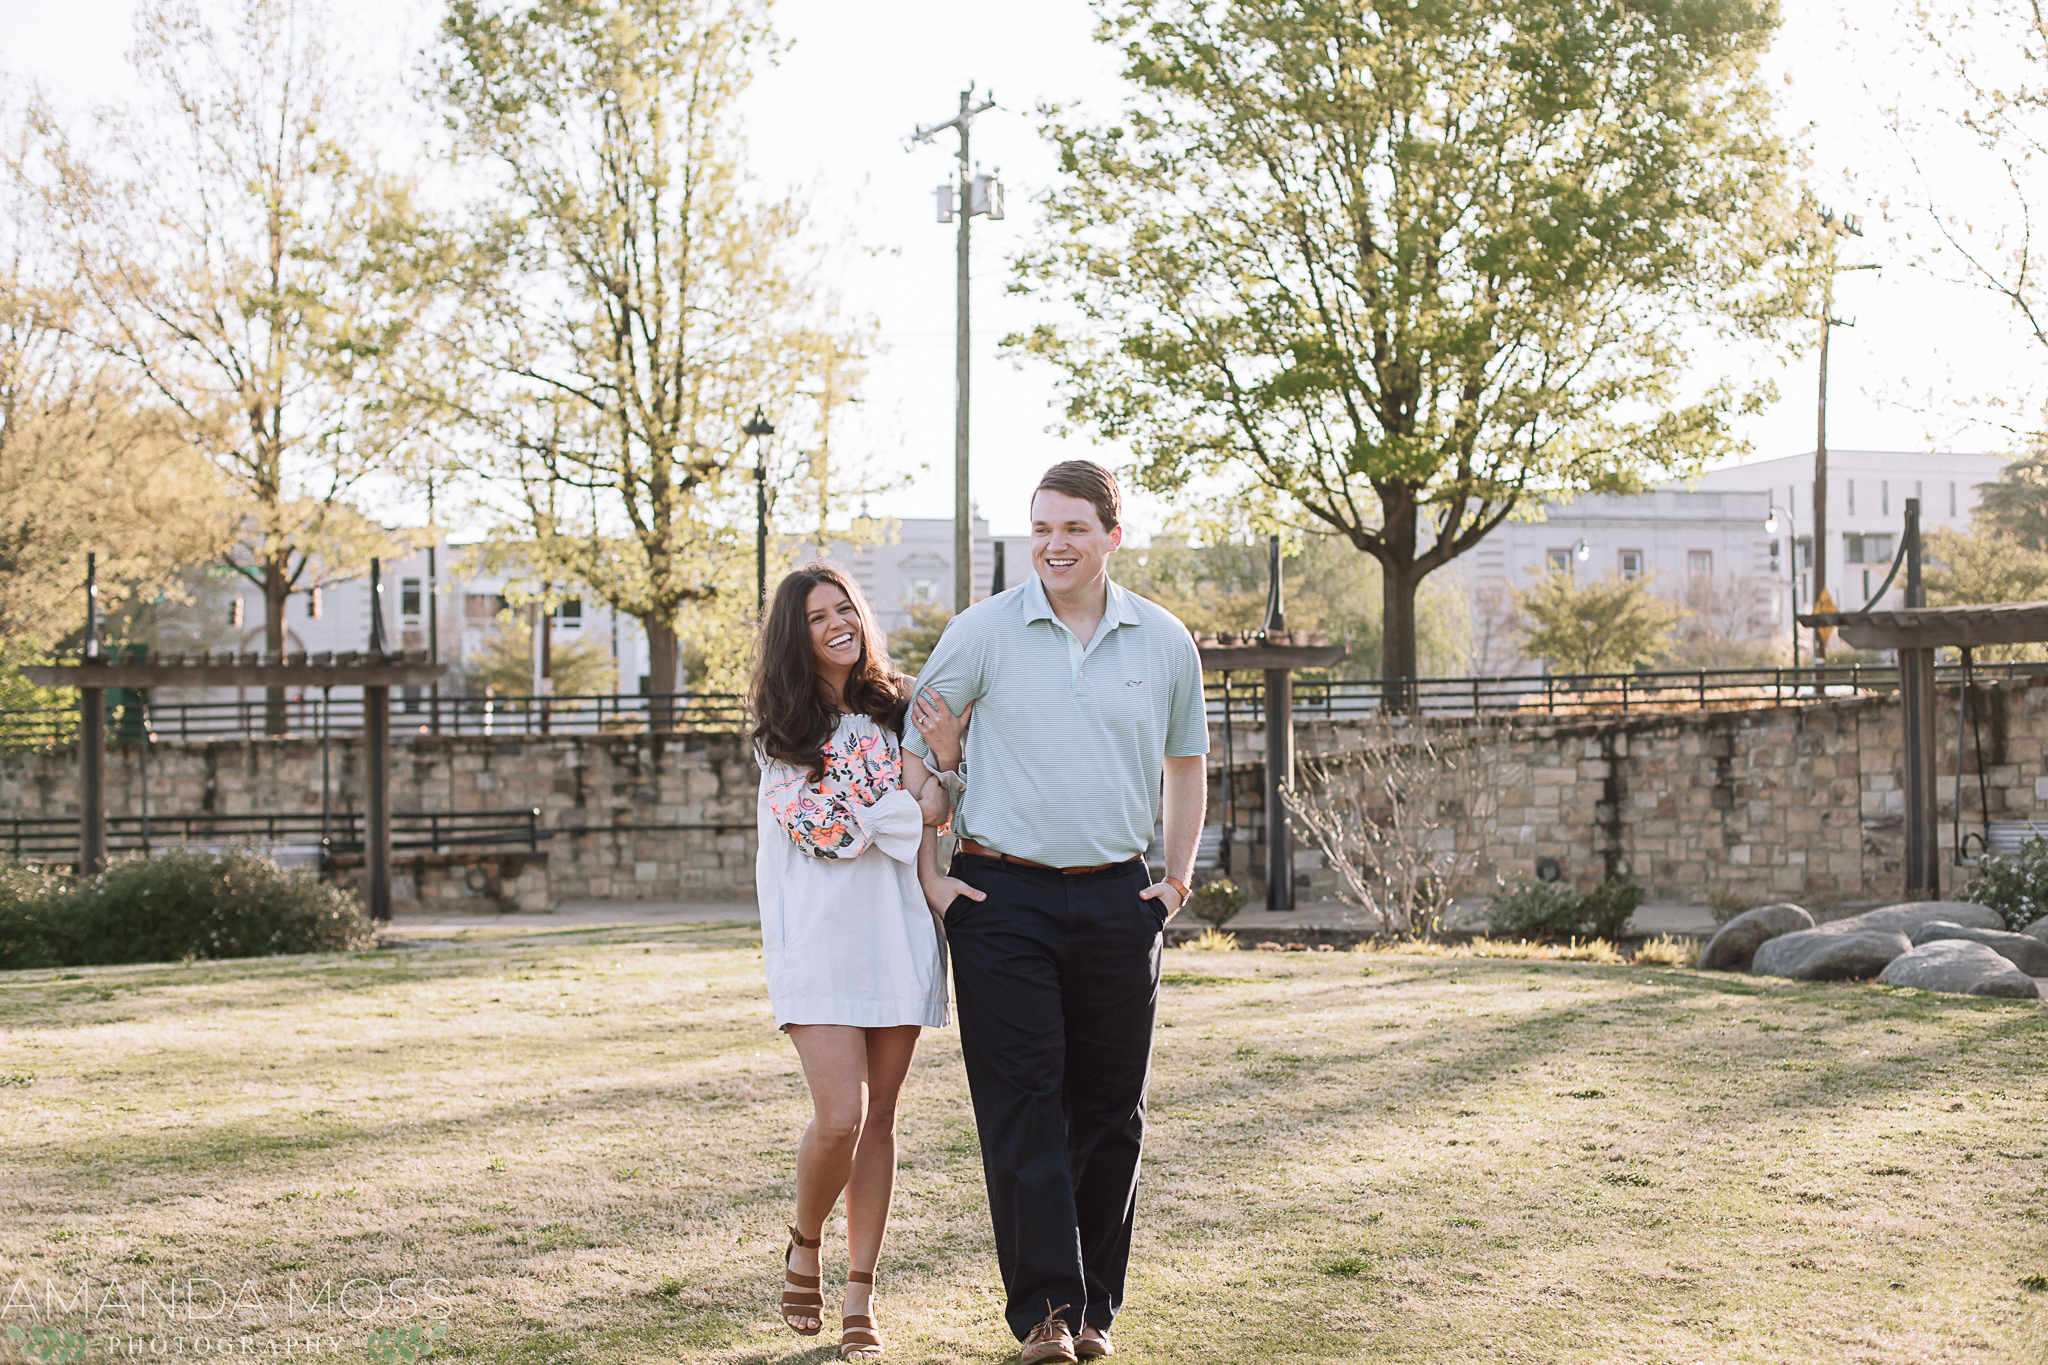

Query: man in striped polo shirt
905;460;1209;1363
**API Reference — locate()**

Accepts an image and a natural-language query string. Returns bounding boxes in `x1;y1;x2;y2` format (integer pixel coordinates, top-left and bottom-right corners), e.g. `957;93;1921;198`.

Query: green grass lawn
2;923;2045;1363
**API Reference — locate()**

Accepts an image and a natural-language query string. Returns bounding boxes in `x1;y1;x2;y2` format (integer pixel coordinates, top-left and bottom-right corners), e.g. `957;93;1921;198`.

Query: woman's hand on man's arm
911;687;970;773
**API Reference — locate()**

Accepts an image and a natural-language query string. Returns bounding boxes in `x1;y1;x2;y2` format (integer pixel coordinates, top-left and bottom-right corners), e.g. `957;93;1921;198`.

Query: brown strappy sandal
780;1224;823;1336
838;1268;882;1360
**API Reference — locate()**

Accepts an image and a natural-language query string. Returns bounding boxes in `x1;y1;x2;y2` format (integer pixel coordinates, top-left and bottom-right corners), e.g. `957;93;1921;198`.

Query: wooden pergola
1799;599;2048;900
1796;498;2047;899
1196;538;1346;910
21;558;444;920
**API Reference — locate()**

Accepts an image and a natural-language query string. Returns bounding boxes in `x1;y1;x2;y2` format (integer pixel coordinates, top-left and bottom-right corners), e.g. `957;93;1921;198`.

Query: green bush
1962;836;2048;931
1707;889;1756;925
1185;878;1249;928
1487;878;1644;941
0;850;373;970
1486;880;1582;938
1579;881;1646;941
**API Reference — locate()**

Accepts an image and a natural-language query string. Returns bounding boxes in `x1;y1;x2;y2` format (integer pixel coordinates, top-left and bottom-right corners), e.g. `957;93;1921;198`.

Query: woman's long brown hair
748;561;909;779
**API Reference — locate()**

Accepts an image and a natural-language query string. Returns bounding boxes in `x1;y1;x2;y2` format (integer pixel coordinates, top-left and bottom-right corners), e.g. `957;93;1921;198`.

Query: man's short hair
1033;460;1123;532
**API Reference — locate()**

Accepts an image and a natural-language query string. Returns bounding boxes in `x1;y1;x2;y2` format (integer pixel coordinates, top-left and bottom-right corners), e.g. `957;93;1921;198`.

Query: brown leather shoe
1019;1301;1077;1365
1075;1323;1113;1358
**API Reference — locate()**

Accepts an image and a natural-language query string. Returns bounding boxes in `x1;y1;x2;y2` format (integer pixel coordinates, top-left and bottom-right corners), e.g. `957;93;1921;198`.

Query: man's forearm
1161;756;1207;886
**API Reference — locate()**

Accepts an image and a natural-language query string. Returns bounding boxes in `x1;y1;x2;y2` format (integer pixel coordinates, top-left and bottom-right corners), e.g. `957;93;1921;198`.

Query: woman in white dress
749;561;976;1361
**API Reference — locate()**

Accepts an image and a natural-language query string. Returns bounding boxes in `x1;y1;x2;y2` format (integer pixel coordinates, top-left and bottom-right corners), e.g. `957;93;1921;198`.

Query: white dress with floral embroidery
755;712;947;1030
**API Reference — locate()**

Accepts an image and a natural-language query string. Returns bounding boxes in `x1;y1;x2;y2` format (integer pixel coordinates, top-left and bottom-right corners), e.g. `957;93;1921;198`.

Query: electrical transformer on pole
913;88;1002;614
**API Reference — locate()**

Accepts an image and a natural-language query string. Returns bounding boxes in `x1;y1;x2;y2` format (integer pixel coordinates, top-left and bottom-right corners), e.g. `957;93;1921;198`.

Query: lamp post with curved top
1765;503;1800;670
746;406;776;615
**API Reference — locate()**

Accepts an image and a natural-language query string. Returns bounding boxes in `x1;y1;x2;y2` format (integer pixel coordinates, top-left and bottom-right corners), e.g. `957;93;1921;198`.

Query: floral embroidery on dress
762;719;907;859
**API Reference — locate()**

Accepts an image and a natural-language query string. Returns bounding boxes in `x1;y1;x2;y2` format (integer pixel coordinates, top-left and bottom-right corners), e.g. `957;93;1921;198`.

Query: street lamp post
745;406;776;615
1765;503;1800;670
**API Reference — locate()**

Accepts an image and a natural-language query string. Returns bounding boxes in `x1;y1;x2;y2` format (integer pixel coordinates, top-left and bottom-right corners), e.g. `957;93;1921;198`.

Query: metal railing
0;808;545;864
0;692;751;745
1201;661;2044;722
0;661;2039;746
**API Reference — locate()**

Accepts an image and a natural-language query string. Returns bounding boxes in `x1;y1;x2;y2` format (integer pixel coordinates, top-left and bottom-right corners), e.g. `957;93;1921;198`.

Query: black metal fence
1216;661;2043;722
0;809;544;864
0;662;2037;746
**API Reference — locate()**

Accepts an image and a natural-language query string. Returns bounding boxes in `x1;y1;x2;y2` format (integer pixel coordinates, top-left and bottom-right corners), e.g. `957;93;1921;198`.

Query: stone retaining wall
0;733;760;903
3;676;2042;906
1215;678;2046;903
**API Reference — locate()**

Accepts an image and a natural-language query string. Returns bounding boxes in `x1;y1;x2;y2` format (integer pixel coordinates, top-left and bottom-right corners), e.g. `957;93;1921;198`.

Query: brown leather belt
957;838;1136;876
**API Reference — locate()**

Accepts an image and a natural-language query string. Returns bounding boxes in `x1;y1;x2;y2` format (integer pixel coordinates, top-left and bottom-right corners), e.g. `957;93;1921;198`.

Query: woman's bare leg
783;1024;870;1333
842;1025;921;1324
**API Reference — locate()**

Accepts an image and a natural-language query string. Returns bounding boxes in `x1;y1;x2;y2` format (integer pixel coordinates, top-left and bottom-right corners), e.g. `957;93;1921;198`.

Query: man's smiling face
1031;488;1121;596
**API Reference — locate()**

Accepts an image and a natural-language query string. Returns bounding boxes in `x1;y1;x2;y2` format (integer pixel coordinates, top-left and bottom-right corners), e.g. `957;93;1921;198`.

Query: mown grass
1;924;2046;1362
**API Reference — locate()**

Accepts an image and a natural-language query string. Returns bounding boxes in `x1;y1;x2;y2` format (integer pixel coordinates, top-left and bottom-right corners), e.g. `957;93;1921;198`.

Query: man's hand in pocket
923;874;985;919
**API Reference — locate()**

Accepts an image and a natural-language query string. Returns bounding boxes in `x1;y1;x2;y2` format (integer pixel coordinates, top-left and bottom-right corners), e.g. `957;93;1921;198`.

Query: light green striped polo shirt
903;572;1209;867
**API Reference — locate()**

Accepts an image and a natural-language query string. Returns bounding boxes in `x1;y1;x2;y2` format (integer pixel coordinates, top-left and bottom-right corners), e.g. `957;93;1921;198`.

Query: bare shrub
1284;719;1502;938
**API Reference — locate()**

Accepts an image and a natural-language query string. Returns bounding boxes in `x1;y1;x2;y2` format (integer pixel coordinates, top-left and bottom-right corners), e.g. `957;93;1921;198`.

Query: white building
1464;489;1777;675
793;514;1037;637
1687;449;2005;615
136;538;651;712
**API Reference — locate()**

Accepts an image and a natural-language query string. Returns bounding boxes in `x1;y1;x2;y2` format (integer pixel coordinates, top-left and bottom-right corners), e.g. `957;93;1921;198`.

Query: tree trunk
1377;487;1423;713
645;618;678;732
1381;565;1421;714
263;560;290;735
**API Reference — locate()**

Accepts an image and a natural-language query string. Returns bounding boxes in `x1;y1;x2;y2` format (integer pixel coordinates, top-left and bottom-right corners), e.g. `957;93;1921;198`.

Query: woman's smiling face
806;583;864;675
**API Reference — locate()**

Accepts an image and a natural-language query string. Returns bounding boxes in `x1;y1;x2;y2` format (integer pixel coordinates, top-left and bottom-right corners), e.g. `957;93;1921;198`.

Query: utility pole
745;406;776;614
913;87;1001;615
1810;208;1881;667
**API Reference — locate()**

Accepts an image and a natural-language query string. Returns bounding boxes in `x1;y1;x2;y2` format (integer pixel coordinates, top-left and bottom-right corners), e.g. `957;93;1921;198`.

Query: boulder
1878;941;2041;999
1907;921;2048;975
2021;914;2048;947
1751;928;1913;981
1810;901;2003;939
1697;902;1815;971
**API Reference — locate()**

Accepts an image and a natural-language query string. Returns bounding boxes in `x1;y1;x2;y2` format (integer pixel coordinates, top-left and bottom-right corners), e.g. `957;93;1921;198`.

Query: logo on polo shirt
1125;679;1145;687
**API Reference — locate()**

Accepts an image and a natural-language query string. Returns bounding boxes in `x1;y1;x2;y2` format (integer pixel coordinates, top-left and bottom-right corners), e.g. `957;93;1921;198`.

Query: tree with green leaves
433;0;872;718
20;0;437;728
887;603;953;678
1925;527;2048;663
1014;0;1807;695
1969;448;2048;551
1516;571;1684;677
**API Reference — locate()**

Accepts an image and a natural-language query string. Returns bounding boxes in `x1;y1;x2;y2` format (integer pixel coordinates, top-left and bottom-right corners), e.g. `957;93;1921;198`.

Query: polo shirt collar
1023;572;1136;634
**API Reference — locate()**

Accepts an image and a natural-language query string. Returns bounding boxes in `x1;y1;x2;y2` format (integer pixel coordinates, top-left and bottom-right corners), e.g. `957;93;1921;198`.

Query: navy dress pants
943;853;1163;1341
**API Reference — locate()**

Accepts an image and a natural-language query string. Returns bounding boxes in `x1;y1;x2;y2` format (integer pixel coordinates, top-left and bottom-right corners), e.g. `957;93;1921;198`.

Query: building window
1795;535;1812;569
1847;479;1856;515
1618;550;1643;580
306;587;322;619
1688;550;1712;580
1546;548;1572;575
1951;481;1958;516
401;578;421;617
465;593;507;623
556;598;583;628
229;595;244;628
1881;480;1890;517
1846;532;1894;565
909;578;939;605
1862;568;1872;601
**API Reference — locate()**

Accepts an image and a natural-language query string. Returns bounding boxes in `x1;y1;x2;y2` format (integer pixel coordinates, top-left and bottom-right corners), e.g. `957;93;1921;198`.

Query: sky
2;0;2039;539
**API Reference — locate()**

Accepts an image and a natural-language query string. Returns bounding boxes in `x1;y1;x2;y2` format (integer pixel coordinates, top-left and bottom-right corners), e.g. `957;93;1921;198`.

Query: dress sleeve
759;761;924;864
